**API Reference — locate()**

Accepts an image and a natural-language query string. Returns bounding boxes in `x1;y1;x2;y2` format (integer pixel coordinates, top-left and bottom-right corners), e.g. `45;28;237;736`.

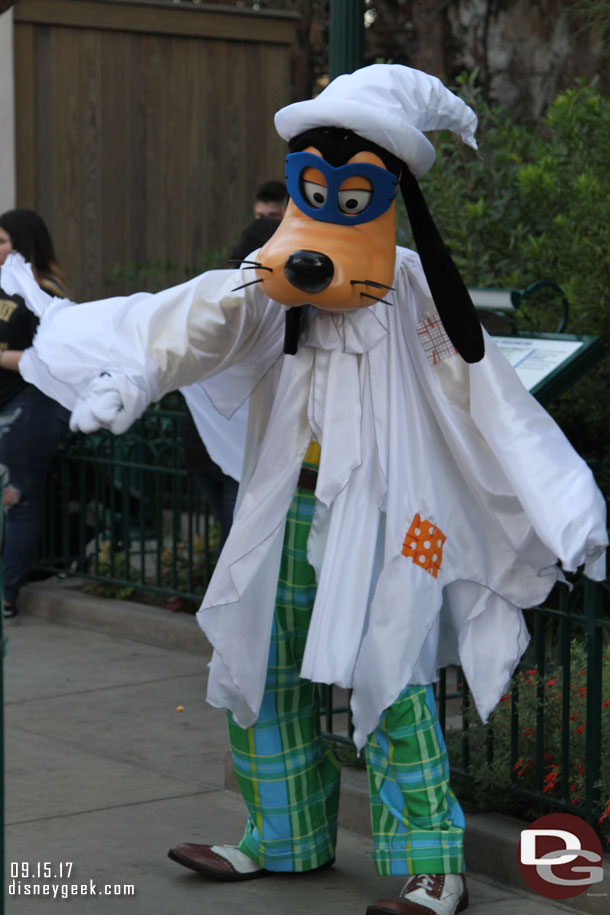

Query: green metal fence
36;401;216;610
319;576;609;838
34;404;609;838
447;575;610;833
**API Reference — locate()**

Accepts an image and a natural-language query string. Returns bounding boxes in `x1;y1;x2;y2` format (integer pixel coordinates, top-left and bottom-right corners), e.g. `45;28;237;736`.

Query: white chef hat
274;63;478;177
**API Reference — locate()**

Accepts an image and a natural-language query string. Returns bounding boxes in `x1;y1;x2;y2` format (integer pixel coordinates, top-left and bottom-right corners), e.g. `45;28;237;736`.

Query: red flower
543;767;560;794
598;799;610;825
576;725;585;736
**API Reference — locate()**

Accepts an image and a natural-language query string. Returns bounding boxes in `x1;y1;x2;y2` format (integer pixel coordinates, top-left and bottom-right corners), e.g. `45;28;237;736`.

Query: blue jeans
0;385;68;604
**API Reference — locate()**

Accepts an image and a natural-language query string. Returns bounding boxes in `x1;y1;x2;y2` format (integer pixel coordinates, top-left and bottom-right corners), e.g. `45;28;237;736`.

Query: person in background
226;215;282;268
0;208;69;618
253;179;288;220
183;212;283;556
0;209;68;297
226;180;287;266
181;406;238;559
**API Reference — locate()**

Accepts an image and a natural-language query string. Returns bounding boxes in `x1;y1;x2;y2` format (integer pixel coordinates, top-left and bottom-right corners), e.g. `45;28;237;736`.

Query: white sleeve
0;252;54;318
19;266;284;412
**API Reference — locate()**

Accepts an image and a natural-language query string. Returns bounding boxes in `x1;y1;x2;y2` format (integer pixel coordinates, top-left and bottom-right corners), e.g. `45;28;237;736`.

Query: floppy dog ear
400;168;484;364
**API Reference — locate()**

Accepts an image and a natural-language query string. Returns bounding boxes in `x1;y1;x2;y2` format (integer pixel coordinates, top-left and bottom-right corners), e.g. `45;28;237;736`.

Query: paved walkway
3;581;606;914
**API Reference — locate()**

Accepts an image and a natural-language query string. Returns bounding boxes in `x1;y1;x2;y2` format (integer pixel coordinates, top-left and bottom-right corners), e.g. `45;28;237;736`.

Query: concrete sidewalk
3;577;607;914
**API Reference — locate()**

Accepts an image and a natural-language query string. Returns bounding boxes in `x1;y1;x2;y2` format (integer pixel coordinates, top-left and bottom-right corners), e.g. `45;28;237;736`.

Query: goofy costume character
3;66;607;915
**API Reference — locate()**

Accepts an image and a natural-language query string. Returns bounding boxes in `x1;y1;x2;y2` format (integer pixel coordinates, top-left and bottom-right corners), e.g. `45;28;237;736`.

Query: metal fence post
584;577;603;819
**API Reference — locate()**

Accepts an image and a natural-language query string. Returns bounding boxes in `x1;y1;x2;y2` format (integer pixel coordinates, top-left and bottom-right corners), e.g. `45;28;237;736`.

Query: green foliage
403;75;610;496
409;75;610;310
446;640;610;845
159;530;219;613
83;540;137;601
104;246;229;293
82;528;219;612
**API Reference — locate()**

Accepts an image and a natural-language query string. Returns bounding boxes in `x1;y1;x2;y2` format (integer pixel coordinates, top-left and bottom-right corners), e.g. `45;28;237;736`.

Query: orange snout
255;149;398;312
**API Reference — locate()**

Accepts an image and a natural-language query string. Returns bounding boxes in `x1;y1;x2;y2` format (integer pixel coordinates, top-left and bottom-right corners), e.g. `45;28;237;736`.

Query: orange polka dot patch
401;514;446;579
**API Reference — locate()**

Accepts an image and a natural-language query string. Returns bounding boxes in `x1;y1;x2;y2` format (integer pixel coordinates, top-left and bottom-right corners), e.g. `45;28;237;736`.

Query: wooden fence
13;0;298;300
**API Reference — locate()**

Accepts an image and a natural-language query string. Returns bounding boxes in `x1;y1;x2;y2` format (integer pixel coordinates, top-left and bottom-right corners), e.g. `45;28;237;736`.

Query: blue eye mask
285;152;398;226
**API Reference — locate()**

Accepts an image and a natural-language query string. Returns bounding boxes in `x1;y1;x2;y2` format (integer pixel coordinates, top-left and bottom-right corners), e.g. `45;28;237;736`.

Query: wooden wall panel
13;1;298;300
14;23;36;207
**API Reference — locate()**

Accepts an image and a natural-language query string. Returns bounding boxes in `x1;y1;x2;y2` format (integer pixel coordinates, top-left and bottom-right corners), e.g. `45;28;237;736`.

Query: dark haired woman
0;209;69;618
0;208;68;297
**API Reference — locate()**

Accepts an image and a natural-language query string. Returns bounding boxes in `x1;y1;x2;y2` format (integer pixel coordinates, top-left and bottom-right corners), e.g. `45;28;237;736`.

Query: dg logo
517;813;604;900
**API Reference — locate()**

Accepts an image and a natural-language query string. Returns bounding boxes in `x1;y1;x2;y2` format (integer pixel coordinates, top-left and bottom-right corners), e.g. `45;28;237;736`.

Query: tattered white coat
5;248;607;750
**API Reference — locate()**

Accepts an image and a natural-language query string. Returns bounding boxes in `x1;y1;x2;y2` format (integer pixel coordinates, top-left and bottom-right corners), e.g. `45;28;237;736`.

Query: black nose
284;250;334;294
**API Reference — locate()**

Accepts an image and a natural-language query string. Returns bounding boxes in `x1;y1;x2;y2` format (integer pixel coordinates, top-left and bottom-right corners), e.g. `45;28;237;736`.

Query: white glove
69;372;148;435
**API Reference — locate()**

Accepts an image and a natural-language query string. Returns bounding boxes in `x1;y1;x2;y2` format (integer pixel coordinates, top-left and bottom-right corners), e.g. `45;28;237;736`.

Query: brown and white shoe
167;844;268;881
366;874;469;915
168;842;336;881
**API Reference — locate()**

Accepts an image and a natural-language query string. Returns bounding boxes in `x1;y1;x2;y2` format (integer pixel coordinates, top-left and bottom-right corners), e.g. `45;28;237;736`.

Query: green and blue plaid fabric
366;685;465;874
228;461;464;875
229;483;340;872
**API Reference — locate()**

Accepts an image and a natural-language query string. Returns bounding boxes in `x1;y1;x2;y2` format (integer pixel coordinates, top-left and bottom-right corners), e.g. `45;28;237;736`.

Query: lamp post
329;0;365;80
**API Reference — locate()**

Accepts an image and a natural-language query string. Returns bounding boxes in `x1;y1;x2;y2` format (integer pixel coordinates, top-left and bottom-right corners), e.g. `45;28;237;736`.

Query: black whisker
351;279;396;291
227;259;273;272
359;292;394;306
231;278;265;292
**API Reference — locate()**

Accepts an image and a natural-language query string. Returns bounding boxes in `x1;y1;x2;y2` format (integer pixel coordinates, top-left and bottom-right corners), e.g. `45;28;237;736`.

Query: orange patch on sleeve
402;514;446;579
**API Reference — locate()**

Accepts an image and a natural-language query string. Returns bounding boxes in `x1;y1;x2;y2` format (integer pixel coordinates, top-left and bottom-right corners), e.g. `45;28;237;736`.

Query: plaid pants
228;482;465;876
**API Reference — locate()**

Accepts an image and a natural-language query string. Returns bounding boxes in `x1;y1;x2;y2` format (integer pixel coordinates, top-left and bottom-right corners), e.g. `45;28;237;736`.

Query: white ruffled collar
300;301;389;354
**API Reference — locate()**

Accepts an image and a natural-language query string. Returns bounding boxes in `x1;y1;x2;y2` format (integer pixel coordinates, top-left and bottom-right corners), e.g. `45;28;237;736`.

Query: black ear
400;168;484;363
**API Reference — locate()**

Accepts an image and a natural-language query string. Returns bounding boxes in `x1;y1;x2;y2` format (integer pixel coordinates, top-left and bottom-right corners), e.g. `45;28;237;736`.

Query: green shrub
82;529;219;611
159;530;219;612
83;540;137;601
104;246;229;293
447;640;610;846
409;75;610;319
401;76;610;497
